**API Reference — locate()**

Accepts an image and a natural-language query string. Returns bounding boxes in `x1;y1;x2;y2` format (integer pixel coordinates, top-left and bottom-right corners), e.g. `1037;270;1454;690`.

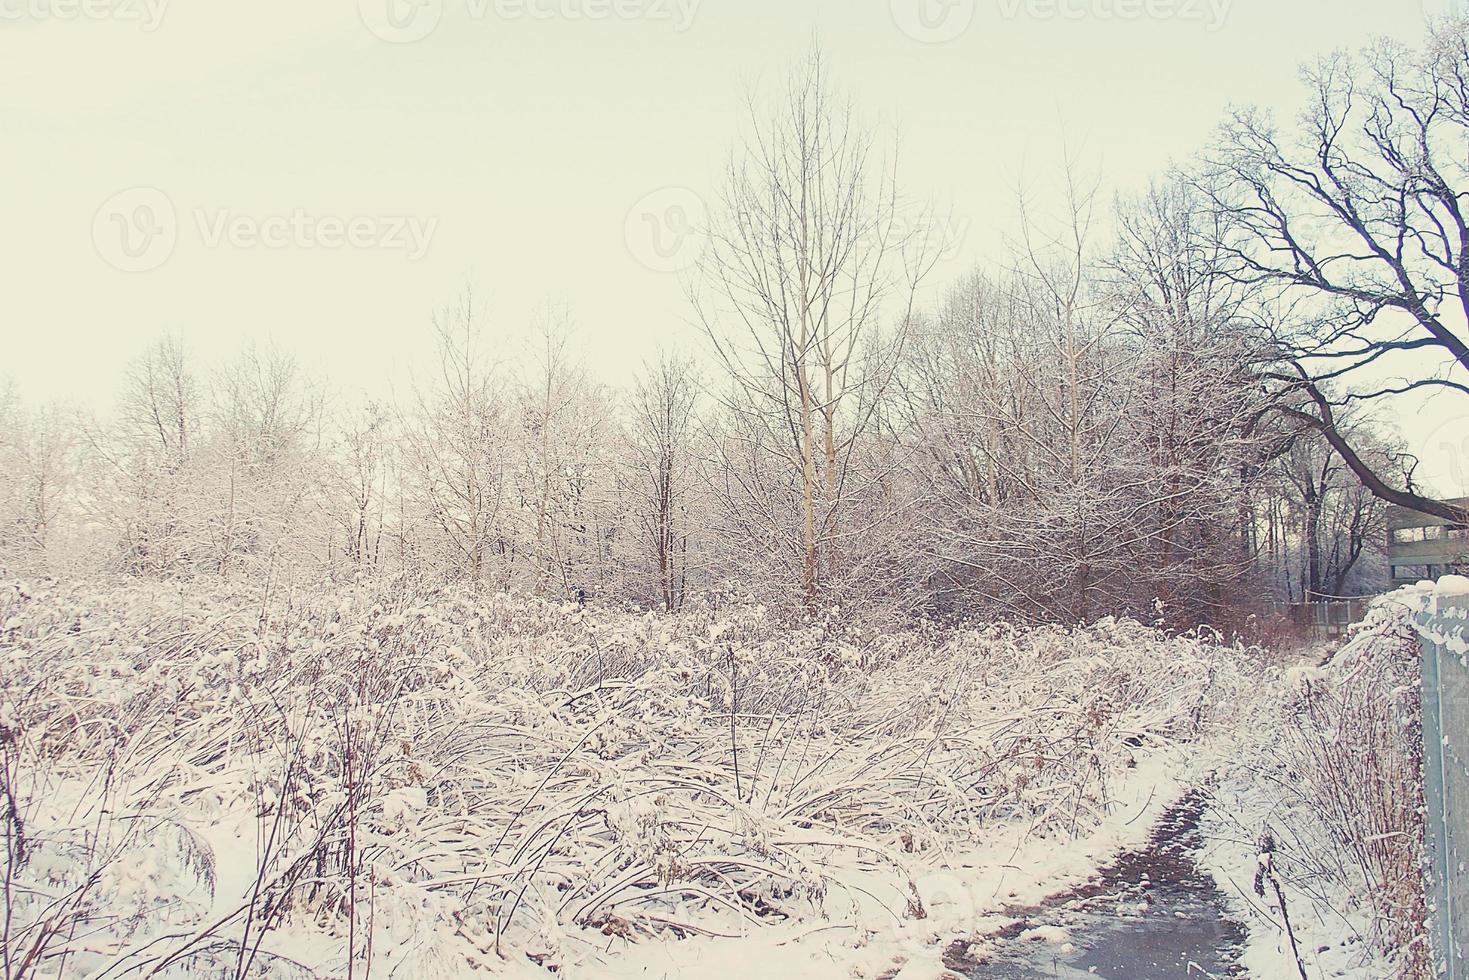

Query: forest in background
3;20;1466;629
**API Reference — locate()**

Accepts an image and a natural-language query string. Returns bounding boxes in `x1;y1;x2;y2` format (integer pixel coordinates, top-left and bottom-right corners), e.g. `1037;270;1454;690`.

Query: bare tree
512;306;618;598
1273;423;1393;599
0;396;78;566
401;290;509;580
323;399;393;570
625;352;701;611
119;335;196;466
1203;20;1469;520
695;46;938;604
1105;180;1278;617
898;175;1284;624
206;344;322;576
86;337;202;575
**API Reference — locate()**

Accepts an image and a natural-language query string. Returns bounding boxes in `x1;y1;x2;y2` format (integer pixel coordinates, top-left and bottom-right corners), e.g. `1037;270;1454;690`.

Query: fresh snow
0;578;1428;978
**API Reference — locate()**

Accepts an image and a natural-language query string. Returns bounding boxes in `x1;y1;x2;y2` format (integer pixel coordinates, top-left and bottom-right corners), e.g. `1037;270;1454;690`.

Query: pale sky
2;0;1461;489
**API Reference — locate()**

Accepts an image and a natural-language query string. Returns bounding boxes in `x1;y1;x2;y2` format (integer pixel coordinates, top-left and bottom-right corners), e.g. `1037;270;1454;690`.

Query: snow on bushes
1;577;1256;977
1200;589;1433;980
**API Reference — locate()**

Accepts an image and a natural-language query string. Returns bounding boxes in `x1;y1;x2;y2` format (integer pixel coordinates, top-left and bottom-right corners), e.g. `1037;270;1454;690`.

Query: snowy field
0;577;1432;979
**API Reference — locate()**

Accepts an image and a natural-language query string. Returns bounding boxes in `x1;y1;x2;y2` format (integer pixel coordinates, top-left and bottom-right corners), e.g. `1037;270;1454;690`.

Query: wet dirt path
958;791;1247;979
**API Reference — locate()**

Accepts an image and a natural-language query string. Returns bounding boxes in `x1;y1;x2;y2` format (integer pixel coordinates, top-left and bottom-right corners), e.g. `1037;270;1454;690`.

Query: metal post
1419;596;1469;978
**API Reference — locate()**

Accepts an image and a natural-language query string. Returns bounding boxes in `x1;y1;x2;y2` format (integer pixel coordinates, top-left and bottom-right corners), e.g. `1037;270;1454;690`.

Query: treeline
5;22;1461;627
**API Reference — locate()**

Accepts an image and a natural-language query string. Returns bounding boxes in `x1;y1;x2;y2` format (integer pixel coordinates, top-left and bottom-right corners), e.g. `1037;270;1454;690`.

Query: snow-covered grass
1197;586;1442;980
2;575;1266;977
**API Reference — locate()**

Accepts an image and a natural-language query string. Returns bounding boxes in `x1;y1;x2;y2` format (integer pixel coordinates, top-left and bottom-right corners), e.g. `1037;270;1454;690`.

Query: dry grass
1;575;1255;977
1208;598;1430;979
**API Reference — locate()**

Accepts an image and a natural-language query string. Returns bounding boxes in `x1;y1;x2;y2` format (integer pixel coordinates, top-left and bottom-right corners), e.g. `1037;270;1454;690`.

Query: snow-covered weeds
2;576;1256;977
1201;596;1429;980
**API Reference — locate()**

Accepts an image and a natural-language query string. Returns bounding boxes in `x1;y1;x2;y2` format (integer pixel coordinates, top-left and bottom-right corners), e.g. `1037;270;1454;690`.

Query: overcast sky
3;0;1462;490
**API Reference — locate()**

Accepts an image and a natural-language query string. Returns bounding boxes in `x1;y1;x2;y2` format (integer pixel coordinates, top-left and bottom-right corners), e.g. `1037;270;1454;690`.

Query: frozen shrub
0;575;1256;976
1240;598;1428;979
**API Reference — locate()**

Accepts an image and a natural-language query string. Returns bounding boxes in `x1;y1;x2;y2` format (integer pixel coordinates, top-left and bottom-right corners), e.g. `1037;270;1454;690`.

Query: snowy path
954;792;1247;979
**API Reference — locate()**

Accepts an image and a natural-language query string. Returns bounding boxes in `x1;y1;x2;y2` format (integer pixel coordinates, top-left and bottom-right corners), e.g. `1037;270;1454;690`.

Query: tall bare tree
1204;20;1469;520
206;344;322;576
402;290;509;580
625;352;701;612
0;396;78;566
512;305;618;598
323;399;393;570
87;336;201;574
898;175;1285;623
695;47;938;604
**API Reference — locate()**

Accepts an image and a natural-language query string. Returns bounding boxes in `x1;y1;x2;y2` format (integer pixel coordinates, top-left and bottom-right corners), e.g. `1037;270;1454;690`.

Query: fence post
1419;596;1469;978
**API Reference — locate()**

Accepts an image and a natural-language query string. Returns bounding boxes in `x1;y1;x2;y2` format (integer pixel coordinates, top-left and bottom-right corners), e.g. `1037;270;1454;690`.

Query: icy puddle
957;792;1246;979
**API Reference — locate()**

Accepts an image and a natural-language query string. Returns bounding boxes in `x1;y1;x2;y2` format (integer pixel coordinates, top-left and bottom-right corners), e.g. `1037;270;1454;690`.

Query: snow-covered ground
0;576;1435;978
1192;581;1463;980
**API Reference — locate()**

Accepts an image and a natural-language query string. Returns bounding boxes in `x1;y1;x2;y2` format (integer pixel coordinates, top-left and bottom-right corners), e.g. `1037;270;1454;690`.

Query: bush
1;576;1254;977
